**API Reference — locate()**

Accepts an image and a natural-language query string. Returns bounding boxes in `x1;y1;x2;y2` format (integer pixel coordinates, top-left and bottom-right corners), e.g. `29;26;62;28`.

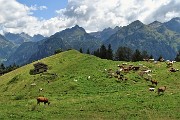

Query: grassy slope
0;50;179;120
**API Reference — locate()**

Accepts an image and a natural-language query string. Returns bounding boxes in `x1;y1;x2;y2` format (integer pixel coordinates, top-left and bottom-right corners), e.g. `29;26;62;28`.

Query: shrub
7;75;20;85
14;95;24;100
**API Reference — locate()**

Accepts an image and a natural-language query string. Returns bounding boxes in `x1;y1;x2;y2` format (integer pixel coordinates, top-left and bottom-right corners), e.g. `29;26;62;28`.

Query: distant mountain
104;20;179;60
6;25;102;65
90;26;121;41
31;34;46;42
5;42;39;65
0;35;16;63
148;21;162;29
4;18;180;65
164;17;180;33
4;32;46;45
28;25;102;63
4;32;31;45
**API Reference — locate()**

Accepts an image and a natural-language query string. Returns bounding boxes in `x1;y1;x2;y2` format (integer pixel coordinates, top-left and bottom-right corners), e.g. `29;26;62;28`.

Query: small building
30;62;48;74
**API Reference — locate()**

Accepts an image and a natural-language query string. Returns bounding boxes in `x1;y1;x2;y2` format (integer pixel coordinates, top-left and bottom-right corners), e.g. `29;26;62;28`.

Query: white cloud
30;5;48;11
1;0;180;36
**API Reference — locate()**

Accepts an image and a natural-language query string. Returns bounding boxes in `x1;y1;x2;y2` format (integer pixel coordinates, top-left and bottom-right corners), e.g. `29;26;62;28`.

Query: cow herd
35;59;178;105
105;59;178;96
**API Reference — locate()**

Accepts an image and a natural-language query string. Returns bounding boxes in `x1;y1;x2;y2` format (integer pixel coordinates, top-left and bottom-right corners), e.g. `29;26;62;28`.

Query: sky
1;0;180;36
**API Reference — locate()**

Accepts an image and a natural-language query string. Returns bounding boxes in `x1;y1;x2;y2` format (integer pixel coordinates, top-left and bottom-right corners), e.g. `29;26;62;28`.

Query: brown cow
150;79;158;86
37;97;50;105
158;86;166;95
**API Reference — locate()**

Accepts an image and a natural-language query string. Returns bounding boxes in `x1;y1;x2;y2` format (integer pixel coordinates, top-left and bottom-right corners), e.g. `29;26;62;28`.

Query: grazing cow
169;68;177;72
39;88;43;92
37;97;50;105
166;61;174;67
132;66;140;71
149;88;155;91
116;70;120;75
87;76;91;80
30;83;36;86
158;86;166;95
151;79;158;86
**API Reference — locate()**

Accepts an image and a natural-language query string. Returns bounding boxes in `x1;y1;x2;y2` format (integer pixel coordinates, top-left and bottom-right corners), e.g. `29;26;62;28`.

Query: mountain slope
90;26;121;41
0;35;16;62
4;32;32;45
6;25;102;65
104;20;179;59
164;17;180;33
5;42;39;65
0;50;179;119
28;25;102;64
4;32;46;45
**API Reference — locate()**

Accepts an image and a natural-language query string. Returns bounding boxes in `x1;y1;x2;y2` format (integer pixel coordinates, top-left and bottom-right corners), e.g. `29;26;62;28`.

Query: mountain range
1;17;180;65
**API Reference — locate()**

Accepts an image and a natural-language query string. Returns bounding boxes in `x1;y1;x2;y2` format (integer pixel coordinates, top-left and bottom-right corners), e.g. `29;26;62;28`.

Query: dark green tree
93;48;100;57
86;48;90;54
175;49;180;62
132;49;143;62
79;48;83;53
157;55;163;61
115;46;133;61
54;49;63;54
149;54;153;59
141;50;149;59
106;44;113;60
0;63;5;70
99;44;107;59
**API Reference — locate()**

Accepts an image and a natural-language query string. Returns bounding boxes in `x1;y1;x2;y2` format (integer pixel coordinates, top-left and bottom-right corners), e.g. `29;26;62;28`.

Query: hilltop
0;50;180;119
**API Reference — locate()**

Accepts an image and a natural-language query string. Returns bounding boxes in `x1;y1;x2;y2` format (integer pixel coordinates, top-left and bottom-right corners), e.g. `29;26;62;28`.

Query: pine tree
141;50;149;59
157;55;163;61
106;44;113;60
93;48;100;57
79;48;83;53
86;48;90;54
0;63;5;70
149;54;153;59
132;49;143;62
54;49;63;54
99;44;107;59
175;50;180;62
115;46;132;61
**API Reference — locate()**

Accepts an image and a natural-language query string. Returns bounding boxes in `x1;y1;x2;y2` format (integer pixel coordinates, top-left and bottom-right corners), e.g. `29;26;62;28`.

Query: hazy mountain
4;32;46;45
31;34;46;42
0;35;16;63
6;25;102;65
164;17;180;33
28;25;102;63
104;20;179;60
4;18;180;65
4;32;31;45
90;26;121;41
148;21;162;29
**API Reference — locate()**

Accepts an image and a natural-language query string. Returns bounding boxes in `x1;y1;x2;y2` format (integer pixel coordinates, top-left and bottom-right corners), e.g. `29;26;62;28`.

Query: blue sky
17;0;68;19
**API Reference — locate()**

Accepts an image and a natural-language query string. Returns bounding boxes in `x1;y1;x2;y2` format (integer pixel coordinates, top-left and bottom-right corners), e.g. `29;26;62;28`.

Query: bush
14;95;24;100
7;75;20;85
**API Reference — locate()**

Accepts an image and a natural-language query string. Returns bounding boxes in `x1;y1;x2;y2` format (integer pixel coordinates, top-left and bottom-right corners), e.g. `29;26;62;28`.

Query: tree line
80;44;180;62
0;63;19;76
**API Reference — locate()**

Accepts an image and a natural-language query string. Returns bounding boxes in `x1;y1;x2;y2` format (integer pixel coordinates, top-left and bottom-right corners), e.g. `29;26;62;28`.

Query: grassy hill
0;50;179;120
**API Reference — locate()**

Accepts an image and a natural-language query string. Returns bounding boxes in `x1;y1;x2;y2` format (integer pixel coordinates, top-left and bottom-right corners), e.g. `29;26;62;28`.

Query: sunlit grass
0;50;179;119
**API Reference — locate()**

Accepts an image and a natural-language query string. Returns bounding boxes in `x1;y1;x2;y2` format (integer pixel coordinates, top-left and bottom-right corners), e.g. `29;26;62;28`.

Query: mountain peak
131;20;143;25
164;17;180;33
149;21;162;28
128;20;144;28
71;25;86;32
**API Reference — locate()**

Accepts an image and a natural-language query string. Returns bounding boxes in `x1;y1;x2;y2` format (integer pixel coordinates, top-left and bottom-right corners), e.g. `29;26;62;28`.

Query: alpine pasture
0;50;179;120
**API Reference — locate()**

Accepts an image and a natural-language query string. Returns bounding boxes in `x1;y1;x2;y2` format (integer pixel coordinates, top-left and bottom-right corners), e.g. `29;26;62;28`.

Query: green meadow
0;50;179;120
